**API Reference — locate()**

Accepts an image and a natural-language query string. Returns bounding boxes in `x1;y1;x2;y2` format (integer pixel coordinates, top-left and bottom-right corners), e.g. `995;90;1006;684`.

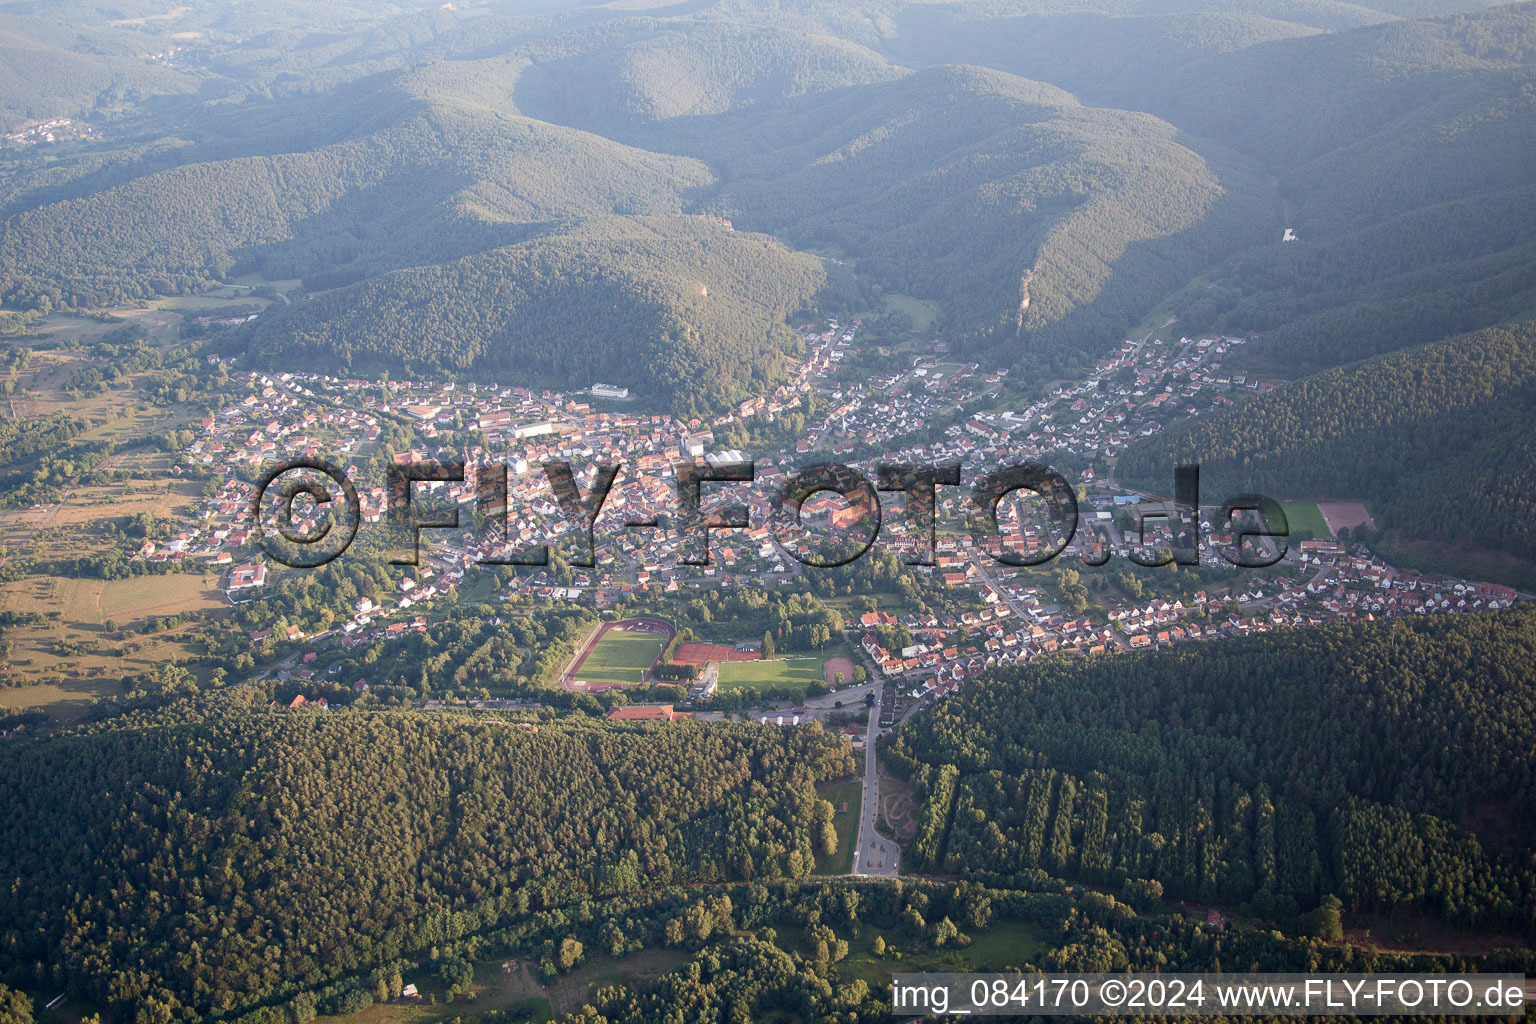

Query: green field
718;654;828;691
575;629;666;685
778;916;1049;989
1279;501;1332;540
813;778;862;875
880;292;940;332
319;947;687;1024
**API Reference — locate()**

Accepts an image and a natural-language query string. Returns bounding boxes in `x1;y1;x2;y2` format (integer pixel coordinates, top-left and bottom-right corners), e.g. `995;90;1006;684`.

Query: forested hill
0;14;198;125
510;18;902;134
1;0;1533;408
0;710;856;1020
624;64;1273;379
881;3;1536;373
886;607;1536;934
1140;4;1536;368
1117;320;1536;584
884;8;1326;108
239;216;825;415
0;102;714;310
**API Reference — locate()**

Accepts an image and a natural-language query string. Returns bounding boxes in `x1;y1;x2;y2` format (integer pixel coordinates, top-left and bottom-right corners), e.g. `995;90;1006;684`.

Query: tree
438;955;474;999
1302;895;1344;942
871;934;886;957
1122;878;1163;909
932;916;960;948
0;985;33;1024
557;937;584;971
288;991;316;1024
763;631;775;659
819;821;838;856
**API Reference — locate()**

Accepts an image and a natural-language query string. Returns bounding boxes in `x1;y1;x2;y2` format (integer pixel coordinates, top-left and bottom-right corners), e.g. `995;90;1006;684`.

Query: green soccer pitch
576;629;667;684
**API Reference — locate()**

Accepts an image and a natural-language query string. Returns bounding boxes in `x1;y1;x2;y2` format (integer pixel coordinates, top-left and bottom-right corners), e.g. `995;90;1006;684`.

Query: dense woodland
0;710;855;1019
239;216;823;416
0;14;194;126
6;0;1530;411
887;608;1536;933
558;879;1536;1024
1119;321;1536;572
604;62;1271;374
0;103;712;310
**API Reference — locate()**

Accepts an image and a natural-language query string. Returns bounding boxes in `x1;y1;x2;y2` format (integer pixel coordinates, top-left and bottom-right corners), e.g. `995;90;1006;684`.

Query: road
800;681;875;712
852;682;900;877
971;557;1031;621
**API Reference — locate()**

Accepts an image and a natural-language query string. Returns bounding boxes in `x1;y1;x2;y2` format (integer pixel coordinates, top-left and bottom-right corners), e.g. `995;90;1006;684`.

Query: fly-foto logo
250;458;1288;570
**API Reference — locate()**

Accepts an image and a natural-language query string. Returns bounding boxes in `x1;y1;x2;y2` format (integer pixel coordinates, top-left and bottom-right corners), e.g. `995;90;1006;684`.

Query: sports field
1279;501;1332;539
718;654;829;691
575;629;666;685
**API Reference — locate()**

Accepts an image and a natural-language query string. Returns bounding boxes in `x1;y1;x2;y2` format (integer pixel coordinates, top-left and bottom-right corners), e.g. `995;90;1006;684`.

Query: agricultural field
574;629;666;685
0;572;219;625
0;308;233;720
0;571;222;717
717;653;829;691
0;477;204;549
879;292;940;332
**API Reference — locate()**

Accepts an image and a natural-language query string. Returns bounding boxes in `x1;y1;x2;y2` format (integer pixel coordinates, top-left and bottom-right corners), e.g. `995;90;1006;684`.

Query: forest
0;708;856;1020
237;216;823;417
1117;321;1536;579
556;878;1536;1024
886;608;1536;934
601;62;1269;382
1;0;1532;414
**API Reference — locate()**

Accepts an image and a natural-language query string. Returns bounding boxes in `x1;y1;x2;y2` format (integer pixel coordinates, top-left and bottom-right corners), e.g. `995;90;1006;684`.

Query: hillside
1145;5;1536;367
0;100;715;310
0;14;197;126
1117;320;1536;584
0;40;1278;399
512;18;902;134
240;216;826;415
1;1;1533;409
882;3;1536;374
887;607;1536;931
886;8;1324;107
0;709;855;1019
628;64;1274;378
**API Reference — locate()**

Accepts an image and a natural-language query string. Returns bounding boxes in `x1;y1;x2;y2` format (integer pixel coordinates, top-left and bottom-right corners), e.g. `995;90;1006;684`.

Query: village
145;315;1520;710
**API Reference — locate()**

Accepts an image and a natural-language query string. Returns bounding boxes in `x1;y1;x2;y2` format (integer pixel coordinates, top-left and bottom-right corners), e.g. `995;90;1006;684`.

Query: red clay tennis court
672;642;763;665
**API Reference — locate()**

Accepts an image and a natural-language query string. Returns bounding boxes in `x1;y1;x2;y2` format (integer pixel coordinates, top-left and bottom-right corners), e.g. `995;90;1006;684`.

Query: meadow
717;654;829;691
813;777;863;876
